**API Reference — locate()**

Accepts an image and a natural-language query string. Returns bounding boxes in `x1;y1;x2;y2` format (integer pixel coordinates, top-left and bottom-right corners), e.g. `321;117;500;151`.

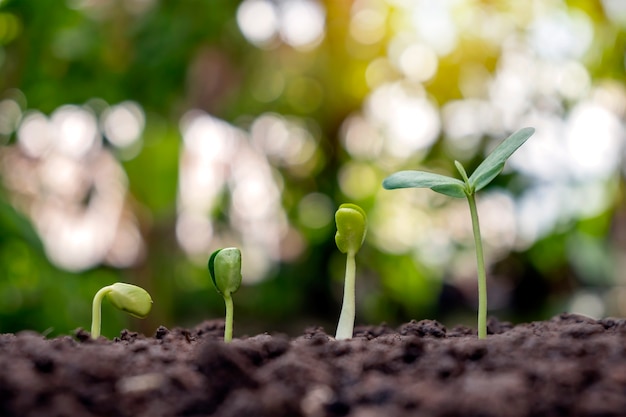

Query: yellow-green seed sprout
334;203;367;340
208;247;242;342
90;282;153;339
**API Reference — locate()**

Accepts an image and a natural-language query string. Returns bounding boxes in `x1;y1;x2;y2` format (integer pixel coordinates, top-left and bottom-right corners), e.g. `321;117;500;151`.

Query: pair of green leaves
382;127;535;196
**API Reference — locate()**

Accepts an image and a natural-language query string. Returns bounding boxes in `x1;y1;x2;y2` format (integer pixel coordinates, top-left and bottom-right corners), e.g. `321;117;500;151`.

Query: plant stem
223;292;234;343
91;285;113;339
336;251;356;340
466;192;487;339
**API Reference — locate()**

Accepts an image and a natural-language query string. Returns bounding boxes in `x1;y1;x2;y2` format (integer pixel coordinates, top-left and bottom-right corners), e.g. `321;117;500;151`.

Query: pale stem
91;285;113;339
335;251;356;340
223;292;234;343
466;192;487;339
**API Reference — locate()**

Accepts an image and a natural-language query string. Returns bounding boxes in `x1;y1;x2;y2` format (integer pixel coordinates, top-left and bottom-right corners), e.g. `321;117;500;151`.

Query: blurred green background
1;0;626;338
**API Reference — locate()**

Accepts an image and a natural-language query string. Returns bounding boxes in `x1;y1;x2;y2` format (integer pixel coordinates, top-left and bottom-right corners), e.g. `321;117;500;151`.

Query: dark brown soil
1;313;626;416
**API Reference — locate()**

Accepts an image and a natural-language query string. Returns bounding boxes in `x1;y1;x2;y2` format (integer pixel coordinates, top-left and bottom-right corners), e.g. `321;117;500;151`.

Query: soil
1;313;626;417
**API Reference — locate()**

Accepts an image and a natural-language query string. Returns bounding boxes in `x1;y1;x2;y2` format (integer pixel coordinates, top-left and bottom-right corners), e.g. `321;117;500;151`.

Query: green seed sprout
382;127;535;339
334;203;367;340
208;247;242;343
90;282;153;339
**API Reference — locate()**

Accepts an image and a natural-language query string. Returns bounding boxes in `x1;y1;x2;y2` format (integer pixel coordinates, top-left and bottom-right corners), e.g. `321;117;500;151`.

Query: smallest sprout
334;203;367;340
208;247;242;343
91;282;153;339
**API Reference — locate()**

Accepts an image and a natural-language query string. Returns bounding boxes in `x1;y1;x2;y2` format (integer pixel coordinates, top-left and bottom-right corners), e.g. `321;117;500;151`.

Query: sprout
208;247;242;342
383;127;535;339
90;282;153;339
334;203;367;340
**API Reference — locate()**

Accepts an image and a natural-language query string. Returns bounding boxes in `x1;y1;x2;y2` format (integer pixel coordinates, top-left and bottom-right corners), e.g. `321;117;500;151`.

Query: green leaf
454;160;471;186
106;283;153;319
382;171;467;198
208;249;219;291
208;248;242;296
468;127;535;192
335;203;367;255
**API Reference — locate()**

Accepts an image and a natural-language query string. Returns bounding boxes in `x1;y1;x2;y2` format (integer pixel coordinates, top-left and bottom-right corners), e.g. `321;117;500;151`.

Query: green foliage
468;127;536;192
383;128;536;197
383;128;535;339
382;171;466;198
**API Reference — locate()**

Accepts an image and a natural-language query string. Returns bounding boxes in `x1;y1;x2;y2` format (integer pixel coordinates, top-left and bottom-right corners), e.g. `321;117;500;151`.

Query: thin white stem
91;286;113;339
223;293;234;343
467;193;487;339
335;252;356;340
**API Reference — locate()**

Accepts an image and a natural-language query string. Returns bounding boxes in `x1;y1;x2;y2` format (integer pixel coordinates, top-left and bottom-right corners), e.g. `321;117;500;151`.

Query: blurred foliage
0;0;626;337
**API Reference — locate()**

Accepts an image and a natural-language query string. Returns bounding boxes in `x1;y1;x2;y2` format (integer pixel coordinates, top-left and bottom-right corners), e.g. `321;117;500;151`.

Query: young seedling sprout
335;203;367;340
208;247;242;343
91;282;153;339
382;127;535;339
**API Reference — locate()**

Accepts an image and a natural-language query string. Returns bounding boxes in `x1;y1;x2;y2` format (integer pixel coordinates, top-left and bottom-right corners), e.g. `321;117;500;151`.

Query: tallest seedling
383;127;535;339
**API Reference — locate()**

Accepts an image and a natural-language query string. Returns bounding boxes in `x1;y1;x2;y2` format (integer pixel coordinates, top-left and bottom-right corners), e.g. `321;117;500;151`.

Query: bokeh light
102;101;145;150
0;98;21;138
0;12;21;45
177;111;292;283
236;0;279;48
4;103;144;272
279;0;325;50
349;1;387;45
364;82;440;158
237;0;326;50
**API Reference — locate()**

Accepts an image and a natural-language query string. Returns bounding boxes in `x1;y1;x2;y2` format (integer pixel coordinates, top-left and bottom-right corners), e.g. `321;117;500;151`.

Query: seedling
90;282;153;339
335;203;367;340
382;127;535;339
208;247;242;342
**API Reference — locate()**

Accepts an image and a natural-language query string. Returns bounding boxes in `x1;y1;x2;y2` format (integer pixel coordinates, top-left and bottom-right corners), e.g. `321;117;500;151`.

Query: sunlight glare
17;111;52;158
528;10;593;61
102;101;145;149
410;0;457;56
565;101;623;180
176;210;213;256
341;114;384;160
601;0;626;24
279;0;325;50
51;105;100;160
177;111;290;281
365;82;440;158
236;0;279;47
349;4;387;45
397;43;438;82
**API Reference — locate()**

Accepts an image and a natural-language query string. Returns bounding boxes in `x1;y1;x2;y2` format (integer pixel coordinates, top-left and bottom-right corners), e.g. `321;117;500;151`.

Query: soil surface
1;313;626;416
